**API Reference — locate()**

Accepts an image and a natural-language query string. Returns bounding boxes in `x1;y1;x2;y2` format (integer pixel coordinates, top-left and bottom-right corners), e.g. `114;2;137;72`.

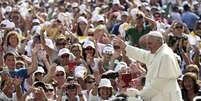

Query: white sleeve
125;45;151;64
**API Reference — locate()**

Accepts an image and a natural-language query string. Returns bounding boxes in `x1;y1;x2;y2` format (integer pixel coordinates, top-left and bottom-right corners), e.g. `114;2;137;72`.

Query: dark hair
182;72;200;93
77;23;84;36
4;52;15;60
6;31;19;46
32;34;41;48
183;4;191;11
98;87;113;99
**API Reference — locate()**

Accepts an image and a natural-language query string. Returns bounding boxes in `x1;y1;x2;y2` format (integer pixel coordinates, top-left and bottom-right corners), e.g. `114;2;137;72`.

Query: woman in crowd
182;72;201;101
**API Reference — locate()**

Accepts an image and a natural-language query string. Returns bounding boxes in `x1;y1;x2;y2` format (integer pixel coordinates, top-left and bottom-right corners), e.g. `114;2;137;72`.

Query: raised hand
32;43;41;54
112;37;127;50
49;63;57;74
13;77;23;87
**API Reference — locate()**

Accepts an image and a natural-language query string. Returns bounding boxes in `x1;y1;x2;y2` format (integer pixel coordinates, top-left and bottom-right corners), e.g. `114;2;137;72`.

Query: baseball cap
82;40;95;49
58;48;71;57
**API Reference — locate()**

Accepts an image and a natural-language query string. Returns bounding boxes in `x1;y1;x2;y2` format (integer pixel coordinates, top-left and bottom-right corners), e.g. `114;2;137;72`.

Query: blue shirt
182;11;200;30
9;68;28;78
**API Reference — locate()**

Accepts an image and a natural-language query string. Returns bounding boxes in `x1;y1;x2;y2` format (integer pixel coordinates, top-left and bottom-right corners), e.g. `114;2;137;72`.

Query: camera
101;72;119;80
67;84;76;90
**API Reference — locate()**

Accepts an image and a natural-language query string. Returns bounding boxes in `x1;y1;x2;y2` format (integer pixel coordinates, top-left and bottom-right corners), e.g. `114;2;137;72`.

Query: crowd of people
0;0;201;101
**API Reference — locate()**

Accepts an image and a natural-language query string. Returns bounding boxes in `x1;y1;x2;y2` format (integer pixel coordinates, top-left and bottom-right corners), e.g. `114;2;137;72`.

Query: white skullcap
147;31;163;38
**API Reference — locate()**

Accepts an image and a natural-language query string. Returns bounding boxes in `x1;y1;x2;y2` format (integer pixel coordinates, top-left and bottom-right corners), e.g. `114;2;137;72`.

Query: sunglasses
154;15;161;18
87;33;94;36
47;89;54;92
56;42;66;46
56;73;64;77
61;54;69;58
35;72;43;76
113;45;120;50
85;47;93;50
175;26;183;29
87;80;95;84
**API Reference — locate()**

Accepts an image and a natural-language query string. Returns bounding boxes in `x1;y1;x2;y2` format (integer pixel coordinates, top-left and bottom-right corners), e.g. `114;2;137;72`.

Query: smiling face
8;34;19;48
99;87;112;100
183;76;195;91
5;54;16;70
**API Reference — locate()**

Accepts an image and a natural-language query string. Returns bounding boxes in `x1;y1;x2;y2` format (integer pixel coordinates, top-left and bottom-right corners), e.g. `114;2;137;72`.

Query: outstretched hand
112;37;127;50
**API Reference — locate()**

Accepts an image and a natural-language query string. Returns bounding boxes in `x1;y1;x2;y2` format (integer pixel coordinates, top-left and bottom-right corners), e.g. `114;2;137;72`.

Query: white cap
45;38;55;49
147;31;163;38
113;0;120;5
72;2;78;8
79;4;87;12
77;16;88;24
95;15;104;22
5;6;12;13
82;40;95;49
0;19;15;29
102;44;114;54
74;66;87;79
34;66;45;74
58;48;71;56
31;25;41;34
55;66;65;73
193;1;199;5
32;19;40;24
114;62;128;72
130;8;139;18
98;78;113;88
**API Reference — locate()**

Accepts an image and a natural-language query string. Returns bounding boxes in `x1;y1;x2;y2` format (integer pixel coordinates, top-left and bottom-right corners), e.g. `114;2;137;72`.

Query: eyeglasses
47;89;54;92
175;26;183;29
55;73;64;77
61;54;69;58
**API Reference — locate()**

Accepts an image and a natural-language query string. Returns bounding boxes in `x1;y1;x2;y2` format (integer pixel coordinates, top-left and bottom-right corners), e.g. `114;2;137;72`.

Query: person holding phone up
113;31;183;101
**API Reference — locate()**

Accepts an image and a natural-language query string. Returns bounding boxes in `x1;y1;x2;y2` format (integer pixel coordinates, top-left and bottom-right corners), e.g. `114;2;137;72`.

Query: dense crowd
0;0;201;101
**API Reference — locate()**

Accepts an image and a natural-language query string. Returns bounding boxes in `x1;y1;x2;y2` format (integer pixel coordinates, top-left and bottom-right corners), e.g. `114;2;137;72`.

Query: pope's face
147;36;160;53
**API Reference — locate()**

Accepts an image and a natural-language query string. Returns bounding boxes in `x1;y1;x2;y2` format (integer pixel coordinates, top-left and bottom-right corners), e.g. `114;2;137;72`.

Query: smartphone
121;73;132;88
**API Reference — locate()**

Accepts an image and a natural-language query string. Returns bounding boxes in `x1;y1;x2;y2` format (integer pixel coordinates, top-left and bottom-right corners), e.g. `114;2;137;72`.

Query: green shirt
126;25;151;46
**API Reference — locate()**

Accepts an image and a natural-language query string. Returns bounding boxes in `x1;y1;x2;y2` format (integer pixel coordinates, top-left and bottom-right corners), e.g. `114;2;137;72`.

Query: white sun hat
74;66;87;79
0;19;15;29
58;48;71;57
98;78;113;88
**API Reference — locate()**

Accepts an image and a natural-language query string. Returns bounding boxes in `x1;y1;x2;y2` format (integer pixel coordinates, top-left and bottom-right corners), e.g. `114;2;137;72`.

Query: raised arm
27;44;39;75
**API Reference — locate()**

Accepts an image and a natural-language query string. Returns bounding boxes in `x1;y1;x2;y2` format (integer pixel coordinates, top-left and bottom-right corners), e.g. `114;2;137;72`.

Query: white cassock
126;44;183;101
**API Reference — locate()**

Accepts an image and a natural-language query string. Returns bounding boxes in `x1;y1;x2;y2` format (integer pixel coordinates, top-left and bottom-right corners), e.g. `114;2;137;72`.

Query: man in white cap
113;31;182;101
